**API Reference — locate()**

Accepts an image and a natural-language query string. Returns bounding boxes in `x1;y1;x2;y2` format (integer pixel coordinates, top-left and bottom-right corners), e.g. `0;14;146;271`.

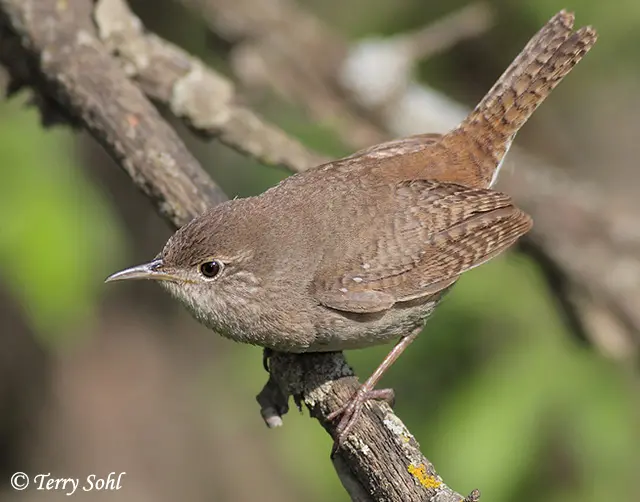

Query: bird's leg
328;326;422;452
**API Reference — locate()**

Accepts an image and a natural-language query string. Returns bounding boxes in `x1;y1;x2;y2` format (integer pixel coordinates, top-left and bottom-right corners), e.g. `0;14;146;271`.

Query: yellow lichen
408;464;441;489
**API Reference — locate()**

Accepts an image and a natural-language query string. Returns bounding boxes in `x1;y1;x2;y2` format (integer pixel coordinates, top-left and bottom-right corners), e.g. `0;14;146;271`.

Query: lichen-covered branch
260;352;477;502
94;0;326;173
0;0;225;227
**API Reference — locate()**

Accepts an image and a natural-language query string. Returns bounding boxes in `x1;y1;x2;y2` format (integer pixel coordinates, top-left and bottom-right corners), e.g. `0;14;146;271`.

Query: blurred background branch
0;0;638;501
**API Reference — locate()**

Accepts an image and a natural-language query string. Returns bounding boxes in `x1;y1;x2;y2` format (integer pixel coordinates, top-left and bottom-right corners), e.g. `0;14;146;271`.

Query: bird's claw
328;387;395;456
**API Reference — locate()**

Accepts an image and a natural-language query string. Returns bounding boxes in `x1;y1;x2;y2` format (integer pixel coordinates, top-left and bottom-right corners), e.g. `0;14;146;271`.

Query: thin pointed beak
105;259;180;283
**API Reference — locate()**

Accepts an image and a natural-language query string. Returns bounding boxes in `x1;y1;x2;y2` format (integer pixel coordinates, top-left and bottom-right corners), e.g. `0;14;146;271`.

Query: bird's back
255;151;531;352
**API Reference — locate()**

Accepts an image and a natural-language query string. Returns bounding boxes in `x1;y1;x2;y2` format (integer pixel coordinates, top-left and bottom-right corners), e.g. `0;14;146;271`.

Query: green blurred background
0;0;638;501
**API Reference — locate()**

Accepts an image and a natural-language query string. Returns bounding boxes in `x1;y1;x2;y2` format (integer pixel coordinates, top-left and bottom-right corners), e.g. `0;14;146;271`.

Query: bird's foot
327;385;395;455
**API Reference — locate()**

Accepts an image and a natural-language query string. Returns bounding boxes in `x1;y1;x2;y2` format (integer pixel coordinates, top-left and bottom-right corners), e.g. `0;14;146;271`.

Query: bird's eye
199;260;222;279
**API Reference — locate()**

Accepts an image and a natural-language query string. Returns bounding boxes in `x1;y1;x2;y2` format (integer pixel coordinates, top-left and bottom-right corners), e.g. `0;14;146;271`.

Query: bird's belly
307;298;440;352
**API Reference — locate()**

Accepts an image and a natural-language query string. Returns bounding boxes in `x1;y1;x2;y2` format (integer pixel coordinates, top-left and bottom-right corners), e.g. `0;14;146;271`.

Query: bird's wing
312;180;532;313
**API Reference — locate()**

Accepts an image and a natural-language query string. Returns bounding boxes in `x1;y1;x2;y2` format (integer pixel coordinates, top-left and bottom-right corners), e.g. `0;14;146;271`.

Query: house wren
106;12;596;447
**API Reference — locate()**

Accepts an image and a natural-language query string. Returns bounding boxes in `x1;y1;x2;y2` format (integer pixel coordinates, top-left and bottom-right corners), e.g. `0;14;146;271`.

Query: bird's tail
449;11;597;186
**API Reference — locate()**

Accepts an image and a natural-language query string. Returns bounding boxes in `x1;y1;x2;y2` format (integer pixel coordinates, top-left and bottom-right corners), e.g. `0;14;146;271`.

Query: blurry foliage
1;0;638;501
0;97;125;345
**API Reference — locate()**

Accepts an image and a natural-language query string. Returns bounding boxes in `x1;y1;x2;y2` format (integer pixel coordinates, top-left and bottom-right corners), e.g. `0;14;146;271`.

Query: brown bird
106;11;596;449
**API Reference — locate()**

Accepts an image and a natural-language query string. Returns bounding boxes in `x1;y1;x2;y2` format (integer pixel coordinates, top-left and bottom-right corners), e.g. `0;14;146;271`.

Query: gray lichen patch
171;65;234;130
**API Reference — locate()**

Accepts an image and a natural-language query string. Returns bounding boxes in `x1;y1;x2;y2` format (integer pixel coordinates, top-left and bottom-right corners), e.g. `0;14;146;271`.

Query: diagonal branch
94;0;326;173
0;0;475;500
0;0;225;227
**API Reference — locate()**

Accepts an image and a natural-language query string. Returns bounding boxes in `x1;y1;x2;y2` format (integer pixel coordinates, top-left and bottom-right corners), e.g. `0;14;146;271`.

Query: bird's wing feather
312;180;532;313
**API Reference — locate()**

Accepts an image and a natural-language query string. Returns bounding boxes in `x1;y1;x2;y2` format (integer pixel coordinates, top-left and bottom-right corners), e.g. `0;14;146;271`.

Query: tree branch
0;0;475;500
0;0;225;227
94;0;325;173
260;352;479;502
